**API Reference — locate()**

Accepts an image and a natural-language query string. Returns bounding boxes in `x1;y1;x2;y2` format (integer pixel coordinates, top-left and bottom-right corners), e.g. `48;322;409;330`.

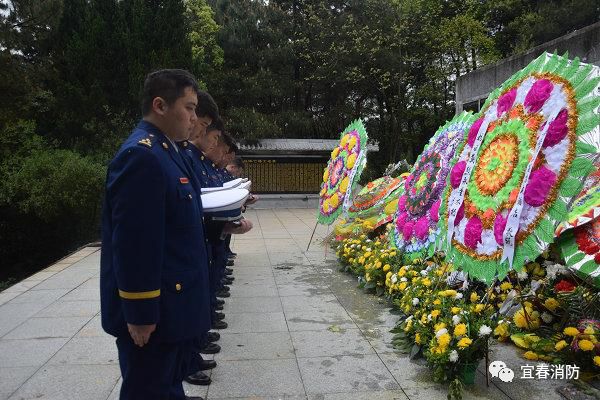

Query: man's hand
245;194;259;205
127;323;156;347
223;219;253;235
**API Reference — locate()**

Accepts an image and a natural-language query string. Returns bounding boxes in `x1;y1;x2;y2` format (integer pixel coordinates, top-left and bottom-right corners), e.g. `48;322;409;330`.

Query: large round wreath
391;112;475;261
318;120;368;224
440;52;600;283
348;175;404;217
560;217;600;289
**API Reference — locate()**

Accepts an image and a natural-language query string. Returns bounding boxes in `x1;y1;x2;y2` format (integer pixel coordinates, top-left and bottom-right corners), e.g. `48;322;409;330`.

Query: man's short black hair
206;118;224;134
141;69;199;116
220;131;238;153
231;156;244;169
197;91;219;121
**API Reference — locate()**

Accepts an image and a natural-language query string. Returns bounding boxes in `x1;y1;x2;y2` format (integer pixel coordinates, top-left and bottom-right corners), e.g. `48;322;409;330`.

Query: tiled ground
0;209;581;399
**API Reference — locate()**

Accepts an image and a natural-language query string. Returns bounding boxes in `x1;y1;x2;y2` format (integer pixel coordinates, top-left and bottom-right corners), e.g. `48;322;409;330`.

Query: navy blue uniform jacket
100;120;211;343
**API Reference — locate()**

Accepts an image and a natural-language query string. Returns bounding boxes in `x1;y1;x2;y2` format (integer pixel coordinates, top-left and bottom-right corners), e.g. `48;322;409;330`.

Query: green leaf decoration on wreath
317;120;369;225
439;52;600;284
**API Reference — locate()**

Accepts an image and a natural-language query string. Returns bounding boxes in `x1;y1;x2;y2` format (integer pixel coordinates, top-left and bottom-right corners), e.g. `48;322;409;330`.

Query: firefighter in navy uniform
100;69;208;400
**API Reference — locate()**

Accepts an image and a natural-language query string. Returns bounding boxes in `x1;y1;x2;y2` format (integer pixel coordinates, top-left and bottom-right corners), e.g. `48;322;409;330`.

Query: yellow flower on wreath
544;298;560;312
454;323;467;337
594;356;600;367
430;310;441;319
457;337;472;348
470;292;479;303
523;351;539;360
514;306;540;330
451;307;461;315
555;340;568;351
563;327;580;337
583;326;596;335
500;282;513;292
434;322;446;332
438;333;451;348
579;339;594;351
415;333;422;344
494;323;510;341
383;264;391;272
474;304;486;313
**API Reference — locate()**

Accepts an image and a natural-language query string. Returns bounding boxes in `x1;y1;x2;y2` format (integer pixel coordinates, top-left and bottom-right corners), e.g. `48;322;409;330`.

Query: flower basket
457;361;479;385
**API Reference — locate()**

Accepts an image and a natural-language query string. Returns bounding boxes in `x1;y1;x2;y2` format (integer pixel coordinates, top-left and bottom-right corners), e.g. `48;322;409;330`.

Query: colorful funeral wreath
348;175;404;217
318;120;368;224
440;52;600;283
556;160;600;235
560;217;600;289
391;112;475;261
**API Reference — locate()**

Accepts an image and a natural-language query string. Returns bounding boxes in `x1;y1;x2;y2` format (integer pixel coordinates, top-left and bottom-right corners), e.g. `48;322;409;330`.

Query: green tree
185;0;224;86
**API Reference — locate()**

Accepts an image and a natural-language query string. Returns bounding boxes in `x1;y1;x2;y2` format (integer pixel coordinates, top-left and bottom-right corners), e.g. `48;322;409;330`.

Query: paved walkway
0;209;573;399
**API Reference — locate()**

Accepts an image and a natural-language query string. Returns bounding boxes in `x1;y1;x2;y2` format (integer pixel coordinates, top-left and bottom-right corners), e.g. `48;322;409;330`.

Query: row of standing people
100;69;256;400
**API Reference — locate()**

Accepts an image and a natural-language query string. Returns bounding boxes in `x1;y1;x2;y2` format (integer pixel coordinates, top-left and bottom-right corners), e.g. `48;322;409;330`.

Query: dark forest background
0;0;598;285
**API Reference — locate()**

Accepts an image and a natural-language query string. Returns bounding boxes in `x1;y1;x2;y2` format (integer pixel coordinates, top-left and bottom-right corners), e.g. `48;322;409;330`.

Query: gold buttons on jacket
175;283;182;291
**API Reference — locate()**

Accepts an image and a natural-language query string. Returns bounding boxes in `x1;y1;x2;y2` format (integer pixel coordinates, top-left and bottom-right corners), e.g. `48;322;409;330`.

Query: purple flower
524;166;557;207
497;88;517;117
524;79;553;113
543;109;568;147
465;216;483;249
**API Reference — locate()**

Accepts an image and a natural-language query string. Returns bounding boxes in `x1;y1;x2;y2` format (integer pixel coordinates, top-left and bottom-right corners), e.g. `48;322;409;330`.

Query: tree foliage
0;0;597;281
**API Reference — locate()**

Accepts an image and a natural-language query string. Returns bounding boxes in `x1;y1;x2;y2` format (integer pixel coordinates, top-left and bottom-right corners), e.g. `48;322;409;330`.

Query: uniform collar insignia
138;138;152;147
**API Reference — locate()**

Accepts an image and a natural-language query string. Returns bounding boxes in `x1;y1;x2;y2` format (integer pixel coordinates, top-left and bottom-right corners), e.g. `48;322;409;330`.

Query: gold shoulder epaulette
138;138;152;148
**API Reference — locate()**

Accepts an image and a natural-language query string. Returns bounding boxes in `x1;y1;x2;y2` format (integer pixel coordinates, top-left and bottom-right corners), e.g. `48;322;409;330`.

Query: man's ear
152;97;168;116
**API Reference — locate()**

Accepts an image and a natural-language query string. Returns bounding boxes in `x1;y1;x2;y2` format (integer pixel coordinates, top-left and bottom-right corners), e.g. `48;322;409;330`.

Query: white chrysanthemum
517;271;529;281
452;315;461;325
541;312;553;324
420;270;428;276
478;325;492;337
401;277;408;282
455;293;463;300
435;328;448;338
405;315;413;322
391;274;398;284
449;350;459;363
545;262;566;281
412;298;420;306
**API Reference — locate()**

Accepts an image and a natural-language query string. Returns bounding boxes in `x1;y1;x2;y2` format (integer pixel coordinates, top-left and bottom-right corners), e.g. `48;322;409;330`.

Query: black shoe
207;331;220;342
216;290;230;298
212;319;228;330
221;285;230;291
199;359;217;370
201;342;221;354
216;298;225;305
212;312;225;321
224;279;234;285
226;259;234;266
225;268;233;274
215;303;224;311
185;371;211;386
